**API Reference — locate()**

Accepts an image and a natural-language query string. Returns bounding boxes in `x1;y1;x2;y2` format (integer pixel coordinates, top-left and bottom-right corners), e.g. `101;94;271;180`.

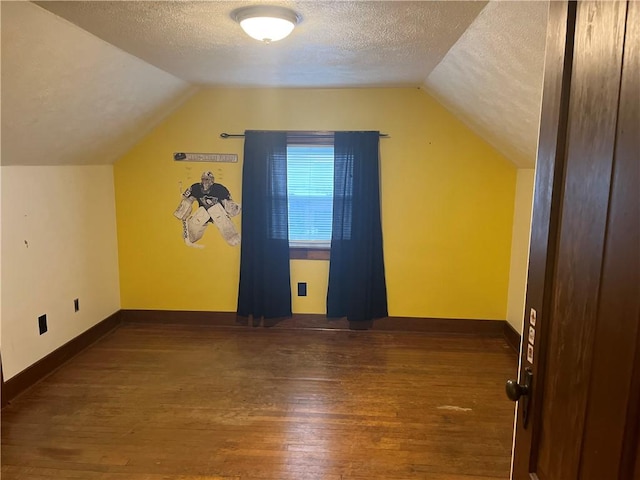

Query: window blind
286;144;334;247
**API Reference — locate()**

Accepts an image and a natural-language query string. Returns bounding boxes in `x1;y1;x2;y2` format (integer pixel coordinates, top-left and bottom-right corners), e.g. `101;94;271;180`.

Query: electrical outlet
74;298;80;312
38;314;48;335
297;282;307;297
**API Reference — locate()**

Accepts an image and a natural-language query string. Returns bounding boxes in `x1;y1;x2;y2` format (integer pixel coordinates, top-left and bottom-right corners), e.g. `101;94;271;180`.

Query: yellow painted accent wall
506;169;535;334
114;88;516;319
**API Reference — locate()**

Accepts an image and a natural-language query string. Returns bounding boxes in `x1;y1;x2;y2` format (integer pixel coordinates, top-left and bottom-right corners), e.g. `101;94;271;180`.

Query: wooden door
510;1;640;479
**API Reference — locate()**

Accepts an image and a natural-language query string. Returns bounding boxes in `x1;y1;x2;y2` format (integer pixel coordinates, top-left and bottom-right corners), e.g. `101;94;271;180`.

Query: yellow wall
506;169;535;334
114;88;516;320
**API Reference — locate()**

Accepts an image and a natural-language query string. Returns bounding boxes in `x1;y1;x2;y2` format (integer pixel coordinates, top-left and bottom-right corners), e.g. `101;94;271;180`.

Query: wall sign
174;152;238;163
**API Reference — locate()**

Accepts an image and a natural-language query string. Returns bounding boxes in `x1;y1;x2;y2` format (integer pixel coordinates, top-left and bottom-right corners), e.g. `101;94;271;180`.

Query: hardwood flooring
1;323;518;479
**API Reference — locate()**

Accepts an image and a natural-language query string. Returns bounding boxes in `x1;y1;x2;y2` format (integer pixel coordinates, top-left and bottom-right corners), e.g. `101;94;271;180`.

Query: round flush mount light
232;6;301;43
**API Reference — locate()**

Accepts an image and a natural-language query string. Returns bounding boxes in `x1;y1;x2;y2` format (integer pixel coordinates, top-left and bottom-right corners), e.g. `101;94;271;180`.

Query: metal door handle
506;379;529;400
506;367;533;428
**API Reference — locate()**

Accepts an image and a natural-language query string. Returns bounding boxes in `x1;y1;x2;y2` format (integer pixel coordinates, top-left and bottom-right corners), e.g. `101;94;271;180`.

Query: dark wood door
511;1;640;479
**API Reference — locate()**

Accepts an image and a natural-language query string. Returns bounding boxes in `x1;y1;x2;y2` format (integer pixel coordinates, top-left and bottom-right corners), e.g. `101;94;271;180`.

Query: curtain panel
237;131;292;319
327;131;388;321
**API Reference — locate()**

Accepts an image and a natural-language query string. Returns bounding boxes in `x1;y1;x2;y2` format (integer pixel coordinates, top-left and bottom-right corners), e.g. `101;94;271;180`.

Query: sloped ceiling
1;1;196;166
1;1;549;168
424;2;549;168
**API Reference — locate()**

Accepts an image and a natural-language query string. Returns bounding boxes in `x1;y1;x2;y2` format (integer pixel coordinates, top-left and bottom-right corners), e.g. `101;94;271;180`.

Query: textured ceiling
1;1;550;168
424;1;548;168
1;1;195;166
35;1;488;88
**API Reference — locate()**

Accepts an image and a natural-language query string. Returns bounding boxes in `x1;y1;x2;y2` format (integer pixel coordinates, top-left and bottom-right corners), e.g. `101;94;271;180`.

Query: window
286;142;334;257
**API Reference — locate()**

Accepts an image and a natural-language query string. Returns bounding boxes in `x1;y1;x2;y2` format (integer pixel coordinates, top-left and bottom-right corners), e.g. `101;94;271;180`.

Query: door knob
506;367;533;428
506;379;529;401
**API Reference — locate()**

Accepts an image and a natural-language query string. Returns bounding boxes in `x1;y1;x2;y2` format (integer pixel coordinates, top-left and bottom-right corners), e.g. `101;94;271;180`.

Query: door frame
511;1;576;477
511;1;640;477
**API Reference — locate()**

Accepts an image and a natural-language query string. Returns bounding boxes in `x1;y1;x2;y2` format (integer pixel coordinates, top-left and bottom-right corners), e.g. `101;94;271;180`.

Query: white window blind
287;144;334;247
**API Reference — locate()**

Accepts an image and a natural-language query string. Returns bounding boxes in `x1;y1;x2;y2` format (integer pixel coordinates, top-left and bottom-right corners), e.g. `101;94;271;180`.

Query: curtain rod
220;132;389;139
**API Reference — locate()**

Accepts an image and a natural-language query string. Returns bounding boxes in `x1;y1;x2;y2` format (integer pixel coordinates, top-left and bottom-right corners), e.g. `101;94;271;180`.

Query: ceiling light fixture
232;6;300;43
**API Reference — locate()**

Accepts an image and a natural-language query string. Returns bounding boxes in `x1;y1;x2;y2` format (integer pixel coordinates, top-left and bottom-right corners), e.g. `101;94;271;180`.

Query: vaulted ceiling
1;1;548;168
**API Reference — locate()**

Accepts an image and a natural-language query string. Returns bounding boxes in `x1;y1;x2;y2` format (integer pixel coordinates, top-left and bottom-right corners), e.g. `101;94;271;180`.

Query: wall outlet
38;314;48;335
74;298;80;312
297;282;307;297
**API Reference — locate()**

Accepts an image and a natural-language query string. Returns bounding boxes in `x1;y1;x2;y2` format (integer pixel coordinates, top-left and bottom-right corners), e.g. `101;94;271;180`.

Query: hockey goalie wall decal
173;171;241;248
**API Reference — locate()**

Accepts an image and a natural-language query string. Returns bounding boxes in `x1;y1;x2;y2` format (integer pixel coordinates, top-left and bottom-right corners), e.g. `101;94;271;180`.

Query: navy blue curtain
327;131;388;321
237;131;292;319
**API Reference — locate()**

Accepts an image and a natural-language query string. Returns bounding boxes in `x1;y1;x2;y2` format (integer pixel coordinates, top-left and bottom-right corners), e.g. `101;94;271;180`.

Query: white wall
1;165;120;379
506;169;535;334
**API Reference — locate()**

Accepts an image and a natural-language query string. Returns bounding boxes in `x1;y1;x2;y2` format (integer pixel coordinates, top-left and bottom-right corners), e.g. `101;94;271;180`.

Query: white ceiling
1;1;549;168
1;1;196;166
33;0;488;88
425;1;548;167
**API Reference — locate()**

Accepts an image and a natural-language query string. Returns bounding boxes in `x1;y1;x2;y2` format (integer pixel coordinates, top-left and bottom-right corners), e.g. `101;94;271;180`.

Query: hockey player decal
173;171;241;247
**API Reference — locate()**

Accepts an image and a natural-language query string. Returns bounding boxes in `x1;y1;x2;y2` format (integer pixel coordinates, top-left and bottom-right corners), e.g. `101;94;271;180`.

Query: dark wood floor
1;323;518;480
